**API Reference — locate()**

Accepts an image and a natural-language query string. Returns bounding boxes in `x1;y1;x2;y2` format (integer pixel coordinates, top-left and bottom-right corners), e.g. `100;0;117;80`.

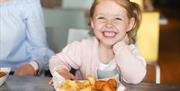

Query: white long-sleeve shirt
0;0;54;71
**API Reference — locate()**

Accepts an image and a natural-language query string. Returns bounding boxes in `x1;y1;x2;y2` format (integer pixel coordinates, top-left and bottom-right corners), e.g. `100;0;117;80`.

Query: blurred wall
43;8;88;53
62;0;93;9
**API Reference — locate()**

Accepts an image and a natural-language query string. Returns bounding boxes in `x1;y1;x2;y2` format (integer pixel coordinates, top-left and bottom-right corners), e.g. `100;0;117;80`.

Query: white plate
0;67;11;86
55;84;125;91
52;72;125;91
54;79;126;91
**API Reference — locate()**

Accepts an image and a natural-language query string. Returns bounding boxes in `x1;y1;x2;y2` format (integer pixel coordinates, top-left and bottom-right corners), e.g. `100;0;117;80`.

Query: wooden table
0;76;54;91
0;76;180;91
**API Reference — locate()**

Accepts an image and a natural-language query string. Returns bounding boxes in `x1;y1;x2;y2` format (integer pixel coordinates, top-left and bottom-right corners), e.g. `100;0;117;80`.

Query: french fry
79;86;92;91
87;75;96;85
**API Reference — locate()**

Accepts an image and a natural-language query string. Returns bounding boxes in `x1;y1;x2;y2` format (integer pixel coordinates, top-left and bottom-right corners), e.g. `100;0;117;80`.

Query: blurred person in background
144;0;154;11
40;0;61;8
0;0;54;76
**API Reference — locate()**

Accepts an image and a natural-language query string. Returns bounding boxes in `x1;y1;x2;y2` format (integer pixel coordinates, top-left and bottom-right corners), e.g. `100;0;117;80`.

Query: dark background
154;0;180;8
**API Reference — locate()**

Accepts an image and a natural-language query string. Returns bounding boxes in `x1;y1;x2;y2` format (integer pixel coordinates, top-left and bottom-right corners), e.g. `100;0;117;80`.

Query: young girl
49;0;146;84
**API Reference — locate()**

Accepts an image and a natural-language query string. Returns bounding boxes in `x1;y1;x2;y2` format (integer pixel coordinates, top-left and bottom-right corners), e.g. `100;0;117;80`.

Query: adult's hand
15;64;37;76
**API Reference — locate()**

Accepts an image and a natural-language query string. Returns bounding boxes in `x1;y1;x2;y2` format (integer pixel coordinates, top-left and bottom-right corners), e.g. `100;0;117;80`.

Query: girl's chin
97;37;118;46
101;40;116;46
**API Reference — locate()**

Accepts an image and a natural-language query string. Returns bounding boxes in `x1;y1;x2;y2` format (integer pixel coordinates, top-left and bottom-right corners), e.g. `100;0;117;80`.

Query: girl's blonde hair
89;0;142;44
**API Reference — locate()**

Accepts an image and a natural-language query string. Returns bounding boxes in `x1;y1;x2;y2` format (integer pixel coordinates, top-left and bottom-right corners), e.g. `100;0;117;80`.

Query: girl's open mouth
103;31;117;38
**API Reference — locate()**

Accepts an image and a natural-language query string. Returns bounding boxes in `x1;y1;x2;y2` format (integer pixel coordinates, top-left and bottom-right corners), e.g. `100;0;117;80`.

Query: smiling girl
49;0;146;84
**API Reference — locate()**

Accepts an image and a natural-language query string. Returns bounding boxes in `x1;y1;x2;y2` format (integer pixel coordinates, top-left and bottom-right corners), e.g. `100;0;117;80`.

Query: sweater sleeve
49;41;82;76
113;42;146;84
23;0;54;72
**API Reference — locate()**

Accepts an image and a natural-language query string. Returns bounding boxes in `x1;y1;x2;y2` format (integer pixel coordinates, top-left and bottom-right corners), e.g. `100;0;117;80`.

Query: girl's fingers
48;79;54;87
70;73;76;80
64;73;76;80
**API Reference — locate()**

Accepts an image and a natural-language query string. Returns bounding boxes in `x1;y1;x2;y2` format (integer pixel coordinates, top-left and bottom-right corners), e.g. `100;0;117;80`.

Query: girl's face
90;0;134;46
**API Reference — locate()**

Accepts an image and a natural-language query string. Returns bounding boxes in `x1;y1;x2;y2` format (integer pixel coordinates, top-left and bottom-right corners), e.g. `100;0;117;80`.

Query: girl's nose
105;20;113;28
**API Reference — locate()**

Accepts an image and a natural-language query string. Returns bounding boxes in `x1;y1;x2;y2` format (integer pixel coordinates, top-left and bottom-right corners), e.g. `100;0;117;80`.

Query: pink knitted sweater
49;37;146;84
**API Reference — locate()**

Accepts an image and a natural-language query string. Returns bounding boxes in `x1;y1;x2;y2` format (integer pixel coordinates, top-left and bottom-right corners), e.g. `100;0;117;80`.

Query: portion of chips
57;75;118;91
58;80;93;91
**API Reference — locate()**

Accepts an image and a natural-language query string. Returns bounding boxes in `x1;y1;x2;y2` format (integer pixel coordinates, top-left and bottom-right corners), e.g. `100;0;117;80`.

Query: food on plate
95;80;106;90
57;75;118;91
79;85;92;91
87;75;96;85
0;72;6;78
107;79;118;89
101;83;116;91
58;80;92;91
95;79;117;91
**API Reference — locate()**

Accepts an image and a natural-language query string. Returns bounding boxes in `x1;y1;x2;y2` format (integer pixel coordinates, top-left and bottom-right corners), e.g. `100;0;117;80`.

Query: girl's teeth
104;32;116;37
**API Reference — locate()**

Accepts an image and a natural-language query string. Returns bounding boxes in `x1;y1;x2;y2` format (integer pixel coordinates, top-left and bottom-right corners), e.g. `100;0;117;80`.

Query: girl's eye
95;15;105;20
115;17;122;20
97;16;105;19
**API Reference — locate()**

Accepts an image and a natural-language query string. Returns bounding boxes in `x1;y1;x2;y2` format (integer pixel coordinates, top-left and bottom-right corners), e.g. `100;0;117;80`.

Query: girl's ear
90;18;94;29
127;17;135;32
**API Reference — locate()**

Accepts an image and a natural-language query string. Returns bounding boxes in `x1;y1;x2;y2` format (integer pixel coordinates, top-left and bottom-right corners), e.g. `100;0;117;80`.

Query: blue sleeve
22;0;54;71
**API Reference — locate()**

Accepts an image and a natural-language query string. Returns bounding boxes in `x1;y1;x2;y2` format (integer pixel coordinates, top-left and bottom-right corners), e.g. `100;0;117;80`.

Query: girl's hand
115;34;129;46
49;68;76;87
113;34;129;51
122;34;129;45
48;79;54;87
56;68;76;80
